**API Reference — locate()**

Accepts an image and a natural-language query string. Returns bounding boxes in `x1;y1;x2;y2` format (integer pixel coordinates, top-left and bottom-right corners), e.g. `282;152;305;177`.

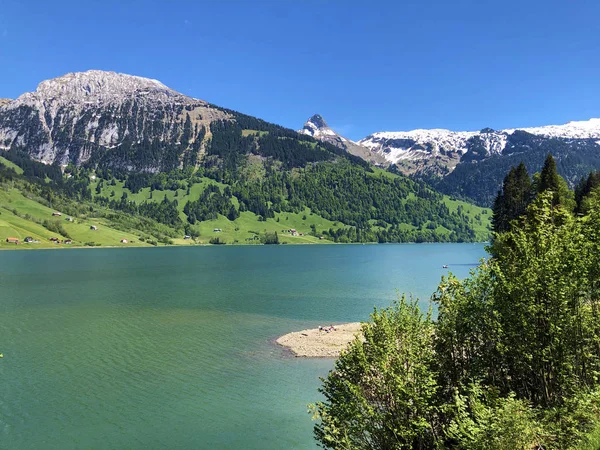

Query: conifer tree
492;162;532;233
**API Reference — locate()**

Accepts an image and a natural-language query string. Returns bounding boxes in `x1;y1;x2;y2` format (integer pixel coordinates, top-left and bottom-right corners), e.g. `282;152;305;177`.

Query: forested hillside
0;137;490;247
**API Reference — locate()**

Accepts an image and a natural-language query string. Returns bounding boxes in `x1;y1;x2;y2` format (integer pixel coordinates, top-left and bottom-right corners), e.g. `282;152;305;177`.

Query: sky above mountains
1;0;599;140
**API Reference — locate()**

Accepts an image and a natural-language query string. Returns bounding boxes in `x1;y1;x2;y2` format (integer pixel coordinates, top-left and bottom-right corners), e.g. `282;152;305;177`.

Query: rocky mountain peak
9;70;188;110
307;114;328;129
300;114;334;137
0;70;227;168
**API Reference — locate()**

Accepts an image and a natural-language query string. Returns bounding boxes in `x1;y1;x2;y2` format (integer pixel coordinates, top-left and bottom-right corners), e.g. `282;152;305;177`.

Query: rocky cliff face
0;70;228;171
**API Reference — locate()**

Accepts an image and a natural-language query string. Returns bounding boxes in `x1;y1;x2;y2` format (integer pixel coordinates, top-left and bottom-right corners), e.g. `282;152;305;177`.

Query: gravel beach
276;322;363;357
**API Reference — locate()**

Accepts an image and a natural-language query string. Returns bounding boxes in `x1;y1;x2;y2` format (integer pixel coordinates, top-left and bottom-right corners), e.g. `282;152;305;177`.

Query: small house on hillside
52;212;62;217
66;217;73;222
24;236;34;243
90;225;98;231
64;239;72;245
50;237;60;242
184;235;191;240
213;228;222;232
120;239;128;244
6;237;19;244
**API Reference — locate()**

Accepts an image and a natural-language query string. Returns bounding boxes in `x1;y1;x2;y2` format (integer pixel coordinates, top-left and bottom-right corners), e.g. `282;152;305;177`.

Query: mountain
299;114;386;165
354;119;600;206
296;114;600;207
0;70;491;245
359;119;600;170
0;70;230;171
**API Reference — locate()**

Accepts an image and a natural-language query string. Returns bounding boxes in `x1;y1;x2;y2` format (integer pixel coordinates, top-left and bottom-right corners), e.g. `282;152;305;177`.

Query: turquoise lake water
0;243;487;449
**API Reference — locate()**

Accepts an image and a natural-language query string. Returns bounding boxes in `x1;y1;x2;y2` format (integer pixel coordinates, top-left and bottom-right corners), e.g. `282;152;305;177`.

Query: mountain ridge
3;70;598;211
358;118;600;168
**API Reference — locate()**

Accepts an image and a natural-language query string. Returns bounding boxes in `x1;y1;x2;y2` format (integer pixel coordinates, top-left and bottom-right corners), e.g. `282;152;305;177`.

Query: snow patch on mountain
359;119;600;165
508;118;600;140
360;129;478;163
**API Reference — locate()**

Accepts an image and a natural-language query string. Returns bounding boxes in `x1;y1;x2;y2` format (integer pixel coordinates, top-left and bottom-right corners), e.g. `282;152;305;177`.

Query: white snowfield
358;118;600;164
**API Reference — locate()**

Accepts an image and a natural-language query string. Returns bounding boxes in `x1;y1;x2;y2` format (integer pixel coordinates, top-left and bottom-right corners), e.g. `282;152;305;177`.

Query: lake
0;243;487;449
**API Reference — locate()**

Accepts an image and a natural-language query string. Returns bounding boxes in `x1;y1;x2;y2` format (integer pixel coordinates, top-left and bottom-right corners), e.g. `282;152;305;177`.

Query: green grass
1;162;491;249
0;180;344;247
91;173;492;244
241;129;268;137
368;166;398;180
443;197;492;239
0;156;24;174
185;209;345;245
0;188;150;249
366;167;491;240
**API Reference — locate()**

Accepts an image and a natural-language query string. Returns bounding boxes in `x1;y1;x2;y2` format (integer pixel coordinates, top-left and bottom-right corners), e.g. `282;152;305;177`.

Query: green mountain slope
0;152;490;247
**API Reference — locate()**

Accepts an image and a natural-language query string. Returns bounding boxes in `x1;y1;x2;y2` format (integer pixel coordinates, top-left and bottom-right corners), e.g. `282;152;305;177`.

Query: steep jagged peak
299;113;337;138
306;114;329;129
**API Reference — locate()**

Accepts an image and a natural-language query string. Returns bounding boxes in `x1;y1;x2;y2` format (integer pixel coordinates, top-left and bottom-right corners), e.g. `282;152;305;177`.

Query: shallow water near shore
0;243;486;449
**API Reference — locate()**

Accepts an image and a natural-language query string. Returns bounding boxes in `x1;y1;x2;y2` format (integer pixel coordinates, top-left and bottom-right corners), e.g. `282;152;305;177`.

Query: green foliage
492;155;575;234
312;297;439;449
42;219;71;239
314;174;600;448
492;162;532;232
446;387;545;450
184;184;235;224
261;231;279;245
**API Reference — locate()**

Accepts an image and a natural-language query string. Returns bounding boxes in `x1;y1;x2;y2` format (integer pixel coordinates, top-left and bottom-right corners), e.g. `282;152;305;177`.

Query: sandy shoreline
276;322;363;358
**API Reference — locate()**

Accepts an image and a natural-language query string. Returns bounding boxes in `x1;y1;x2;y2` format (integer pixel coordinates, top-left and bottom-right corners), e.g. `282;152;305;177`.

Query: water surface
0;243;486;449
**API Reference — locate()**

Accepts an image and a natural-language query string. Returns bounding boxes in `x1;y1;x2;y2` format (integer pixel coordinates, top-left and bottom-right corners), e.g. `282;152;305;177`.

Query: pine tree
538;154;561;195
536;154;575;211
492;162;532;233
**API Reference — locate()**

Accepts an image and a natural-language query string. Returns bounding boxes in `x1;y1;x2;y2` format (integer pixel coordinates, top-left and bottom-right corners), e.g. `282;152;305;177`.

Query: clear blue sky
1;0;599;140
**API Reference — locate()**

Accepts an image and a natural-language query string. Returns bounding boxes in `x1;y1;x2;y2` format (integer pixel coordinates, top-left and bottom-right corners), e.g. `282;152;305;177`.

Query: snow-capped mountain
357;119;600;175
507;118;600;140
299;114;338;140
299;114;386;165
0;70;228;169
